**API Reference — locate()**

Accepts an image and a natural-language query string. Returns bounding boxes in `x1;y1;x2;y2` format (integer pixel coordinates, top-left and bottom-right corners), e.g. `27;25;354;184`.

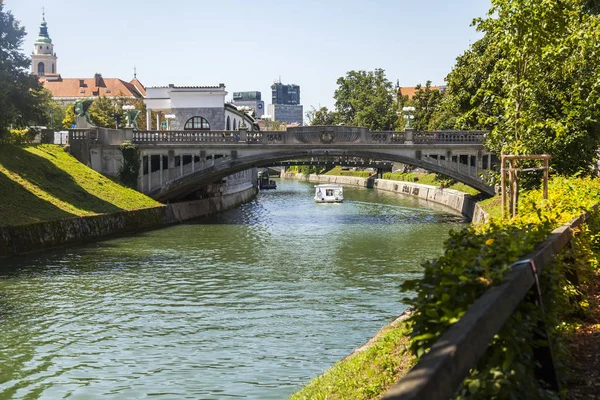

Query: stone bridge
69;126;496;202
130;126;495;201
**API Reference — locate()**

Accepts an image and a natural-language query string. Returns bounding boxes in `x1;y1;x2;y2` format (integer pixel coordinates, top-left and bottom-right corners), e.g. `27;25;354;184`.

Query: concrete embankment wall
281;173;488;223
0;185;257;258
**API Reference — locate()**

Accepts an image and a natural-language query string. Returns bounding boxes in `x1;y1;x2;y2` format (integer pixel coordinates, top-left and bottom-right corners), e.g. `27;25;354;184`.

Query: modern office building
269;81;303;125
271;82;300;105
232;91;265;119
266;104;303;126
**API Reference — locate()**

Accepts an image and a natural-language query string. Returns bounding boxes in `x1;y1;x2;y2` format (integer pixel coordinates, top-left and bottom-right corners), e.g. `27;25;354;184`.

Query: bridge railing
68;128;98;142
133;130;240;143
369;131;406;144
413;131;487;144
381;209;591;399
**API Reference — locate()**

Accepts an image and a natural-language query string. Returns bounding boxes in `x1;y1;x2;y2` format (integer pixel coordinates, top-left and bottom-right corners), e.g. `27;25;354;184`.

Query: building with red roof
31;13;145;105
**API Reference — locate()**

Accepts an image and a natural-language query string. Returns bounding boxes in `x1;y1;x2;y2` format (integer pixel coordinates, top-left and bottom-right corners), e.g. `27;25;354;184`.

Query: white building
144;84;257;131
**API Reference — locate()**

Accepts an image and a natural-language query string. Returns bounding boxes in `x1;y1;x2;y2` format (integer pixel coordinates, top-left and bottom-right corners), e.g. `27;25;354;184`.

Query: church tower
31;10;57;77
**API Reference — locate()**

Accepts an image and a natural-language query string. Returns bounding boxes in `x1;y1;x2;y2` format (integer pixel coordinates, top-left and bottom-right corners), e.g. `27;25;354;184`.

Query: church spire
36;9;52;44
32;9;57;77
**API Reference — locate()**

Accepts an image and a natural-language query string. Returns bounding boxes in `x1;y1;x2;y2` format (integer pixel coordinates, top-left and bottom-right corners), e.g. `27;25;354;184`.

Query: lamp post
402;106;415;129
164;114;176;131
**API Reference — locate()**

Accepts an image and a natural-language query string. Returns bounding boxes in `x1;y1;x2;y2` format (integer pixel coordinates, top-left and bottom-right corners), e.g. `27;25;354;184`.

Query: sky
7;0;490;117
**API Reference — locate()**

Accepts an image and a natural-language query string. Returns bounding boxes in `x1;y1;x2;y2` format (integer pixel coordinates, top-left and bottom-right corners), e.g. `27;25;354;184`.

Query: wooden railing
381;210;590;399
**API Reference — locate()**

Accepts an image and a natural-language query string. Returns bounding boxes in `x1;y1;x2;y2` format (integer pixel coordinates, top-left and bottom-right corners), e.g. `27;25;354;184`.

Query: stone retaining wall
281;172;488;223
0;185;257;258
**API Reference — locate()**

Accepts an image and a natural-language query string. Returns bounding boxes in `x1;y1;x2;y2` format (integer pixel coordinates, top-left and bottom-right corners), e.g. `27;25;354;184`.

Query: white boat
314;184;344;203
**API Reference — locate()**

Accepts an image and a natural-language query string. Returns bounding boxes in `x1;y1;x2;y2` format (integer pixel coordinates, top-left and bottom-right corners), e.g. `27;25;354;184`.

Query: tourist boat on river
314;184;344;203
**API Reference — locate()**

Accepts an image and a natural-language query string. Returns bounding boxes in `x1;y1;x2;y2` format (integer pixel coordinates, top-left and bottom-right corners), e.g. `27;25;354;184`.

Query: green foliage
290;322;413;400
306;106;338;126
3;128;37;145
89;96;118;128
402;176;600;398
442;0;600;176
324;167;374;178
62;104;76;129
0;144;160;226
287;165;327;175
412;81;443;131
118;141;140;188
0;5;49;138
334;69;396;130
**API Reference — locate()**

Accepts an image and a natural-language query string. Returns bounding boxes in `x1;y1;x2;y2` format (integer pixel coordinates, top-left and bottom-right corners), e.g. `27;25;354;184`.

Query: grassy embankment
323;167;481;196
0;144;160;227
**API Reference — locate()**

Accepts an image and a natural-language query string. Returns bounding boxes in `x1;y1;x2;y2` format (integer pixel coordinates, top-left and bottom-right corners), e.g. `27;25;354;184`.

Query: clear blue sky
7;0;490;115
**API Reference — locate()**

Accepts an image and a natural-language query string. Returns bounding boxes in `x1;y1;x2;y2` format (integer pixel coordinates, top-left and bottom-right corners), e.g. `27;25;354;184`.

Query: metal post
501;153;506;218
544;158;549;200
510;159;517;218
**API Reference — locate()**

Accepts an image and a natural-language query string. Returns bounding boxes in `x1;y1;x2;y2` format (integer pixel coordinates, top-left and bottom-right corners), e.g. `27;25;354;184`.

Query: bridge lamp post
164;114;176;131
402;106;415;129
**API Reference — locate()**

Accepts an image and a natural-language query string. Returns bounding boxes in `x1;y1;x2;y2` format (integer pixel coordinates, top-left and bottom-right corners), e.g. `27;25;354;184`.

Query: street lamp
164;114;176;131
402;106;415;129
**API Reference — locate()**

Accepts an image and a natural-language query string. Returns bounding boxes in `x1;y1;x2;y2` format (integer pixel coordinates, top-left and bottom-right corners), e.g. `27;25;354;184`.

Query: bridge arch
149;148;493;202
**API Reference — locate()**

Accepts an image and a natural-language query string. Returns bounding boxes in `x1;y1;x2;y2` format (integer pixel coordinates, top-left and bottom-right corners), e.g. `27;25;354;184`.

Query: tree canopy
333;69;396;130
306;106;338;126
441;0;600;175
0;4;48;138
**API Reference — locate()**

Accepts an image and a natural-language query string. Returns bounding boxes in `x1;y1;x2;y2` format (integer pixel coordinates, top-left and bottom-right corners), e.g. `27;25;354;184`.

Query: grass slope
290;319;414;400
0;144;160;226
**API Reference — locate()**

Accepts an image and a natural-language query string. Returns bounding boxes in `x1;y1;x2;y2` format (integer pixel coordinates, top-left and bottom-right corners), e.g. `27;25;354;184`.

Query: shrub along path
565;272;600;399
0;144;160;227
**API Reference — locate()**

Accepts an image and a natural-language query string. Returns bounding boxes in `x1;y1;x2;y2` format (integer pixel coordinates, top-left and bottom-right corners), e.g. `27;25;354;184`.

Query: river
0;180;466;399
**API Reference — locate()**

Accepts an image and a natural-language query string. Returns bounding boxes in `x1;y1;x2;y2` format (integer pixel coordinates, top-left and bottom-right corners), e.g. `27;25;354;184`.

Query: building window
233;119;237;130
37;62;45;76
51;63;55;74
226;116;230;130
184;116;210;130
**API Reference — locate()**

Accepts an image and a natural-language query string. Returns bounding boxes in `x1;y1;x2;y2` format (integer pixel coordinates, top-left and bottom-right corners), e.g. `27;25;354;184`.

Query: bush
3;128;38;144
402;176;600;398
118;141;140;188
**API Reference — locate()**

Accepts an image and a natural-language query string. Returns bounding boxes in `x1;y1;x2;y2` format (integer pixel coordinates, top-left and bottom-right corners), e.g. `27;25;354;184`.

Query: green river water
0;180;466;399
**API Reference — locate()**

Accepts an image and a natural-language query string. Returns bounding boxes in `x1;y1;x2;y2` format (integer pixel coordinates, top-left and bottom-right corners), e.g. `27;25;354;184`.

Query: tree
306;106;337;125
62;104;76;129
333;69;396;130
442;0;600;177
412;81;443;130
0;4;48;138
88;96;117;128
